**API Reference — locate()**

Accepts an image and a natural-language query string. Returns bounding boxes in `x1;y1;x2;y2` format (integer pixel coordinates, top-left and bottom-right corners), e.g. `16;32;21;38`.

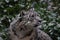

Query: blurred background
0;0;60;40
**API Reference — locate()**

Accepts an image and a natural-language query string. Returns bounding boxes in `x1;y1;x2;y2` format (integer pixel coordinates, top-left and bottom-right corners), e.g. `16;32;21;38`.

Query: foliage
0;0;60;40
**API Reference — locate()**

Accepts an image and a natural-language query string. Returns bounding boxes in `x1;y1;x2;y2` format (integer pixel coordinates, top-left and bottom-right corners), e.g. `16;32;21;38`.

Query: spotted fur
8;9;52;40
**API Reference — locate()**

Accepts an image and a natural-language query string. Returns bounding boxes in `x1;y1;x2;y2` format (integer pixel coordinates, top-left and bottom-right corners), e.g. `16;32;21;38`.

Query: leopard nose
34;22;41;27
38;20;41;23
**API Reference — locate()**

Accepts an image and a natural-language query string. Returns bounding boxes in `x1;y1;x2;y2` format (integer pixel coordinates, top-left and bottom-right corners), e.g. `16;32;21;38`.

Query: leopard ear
20;10;27;17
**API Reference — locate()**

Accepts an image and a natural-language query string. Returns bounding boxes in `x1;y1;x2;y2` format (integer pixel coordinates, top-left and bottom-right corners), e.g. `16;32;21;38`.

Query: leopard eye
31;15;34;17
